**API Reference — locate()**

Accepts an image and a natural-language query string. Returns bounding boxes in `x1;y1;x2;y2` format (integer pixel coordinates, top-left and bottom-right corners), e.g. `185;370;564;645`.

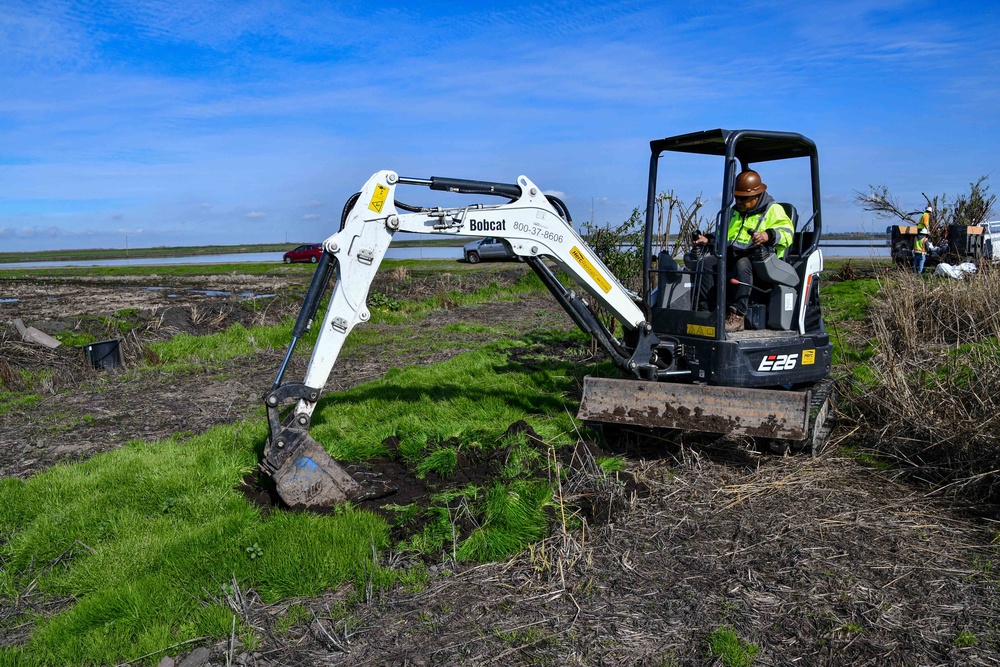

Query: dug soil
1;265;998;666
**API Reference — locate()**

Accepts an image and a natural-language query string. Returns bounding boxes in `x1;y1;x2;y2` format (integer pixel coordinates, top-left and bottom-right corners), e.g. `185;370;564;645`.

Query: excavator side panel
577;376;810;440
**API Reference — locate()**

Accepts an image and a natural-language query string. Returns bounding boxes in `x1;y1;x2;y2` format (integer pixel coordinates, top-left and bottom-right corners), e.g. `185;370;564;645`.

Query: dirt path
295;450;998;666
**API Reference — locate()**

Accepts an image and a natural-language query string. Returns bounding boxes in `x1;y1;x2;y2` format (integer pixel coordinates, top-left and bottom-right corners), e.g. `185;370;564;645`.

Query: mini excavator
262;129;835;508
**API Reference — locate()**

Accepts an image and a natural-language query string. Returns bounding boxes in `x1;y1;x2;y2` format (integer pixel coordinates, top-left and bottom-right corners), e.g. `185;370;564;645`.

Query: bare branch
855;185;916;223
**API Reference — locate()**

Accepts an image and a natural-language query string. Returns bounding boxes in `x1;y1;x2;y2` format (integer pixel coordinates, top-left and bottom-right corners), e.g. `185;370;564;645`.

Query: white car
984;220;1000;262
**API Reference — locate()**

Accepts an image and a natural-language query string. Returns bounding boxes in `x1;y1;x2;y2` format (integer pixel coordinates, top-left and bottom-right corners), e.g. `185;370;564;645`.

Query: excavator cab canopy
643;129;822;291
649;128;817;163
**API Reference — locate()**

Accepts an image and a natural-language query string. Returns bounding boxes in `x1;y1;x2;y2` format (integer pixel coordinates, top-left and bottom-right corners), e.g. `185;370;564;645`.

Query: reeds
843;267;1000;503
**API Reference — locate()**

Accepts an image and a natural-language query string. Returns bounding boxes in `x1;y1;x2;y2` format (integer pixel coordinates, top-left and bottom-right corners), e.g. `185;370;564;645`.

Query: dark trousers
695;252;754;316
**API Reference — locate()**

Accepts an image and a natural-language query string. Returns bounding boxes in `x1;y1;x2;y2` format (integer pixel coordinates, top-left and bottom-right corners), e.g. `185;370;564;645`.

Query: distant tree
583;207;644;294
581;194;706;354
855;184;918;225
855;176;994;238
951;176;996;228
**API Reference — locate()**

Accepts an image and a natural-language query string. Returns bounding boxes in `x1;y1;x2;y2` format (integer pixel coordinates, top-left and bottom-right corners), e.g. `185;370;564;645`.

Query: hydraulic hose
272;250;337;390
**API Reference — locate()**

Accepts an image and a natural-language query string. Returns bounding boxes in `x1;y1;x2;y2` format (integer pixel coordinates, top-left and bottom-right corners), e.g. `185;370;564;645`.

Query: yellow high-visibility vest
728;203;794;258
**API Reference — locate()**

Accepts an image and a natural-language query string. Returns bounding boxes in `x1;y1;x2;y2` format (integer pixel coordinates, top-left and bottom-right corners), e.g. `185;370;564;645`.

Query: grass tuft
706;626;760;667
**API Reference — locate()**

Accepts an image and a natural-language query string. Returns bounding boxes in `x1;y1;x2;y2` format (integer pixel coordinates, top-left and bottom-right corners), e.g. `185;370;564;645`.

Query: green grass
415;448;459;478
955;630;978;648
817;276;882;383
150;321;294;366
821;277;880;323
0;329;596;666
706;626;760;667
148;268;551;368
51;331;99;347
0;392;44;413
368;272;547;326
307;335;584;461
0;422;388;666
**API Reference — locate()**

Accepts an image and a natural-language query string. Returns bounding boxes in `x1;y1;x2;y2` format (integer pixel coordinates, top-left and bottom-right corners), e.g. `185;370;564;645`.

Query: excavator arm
262;171;659;508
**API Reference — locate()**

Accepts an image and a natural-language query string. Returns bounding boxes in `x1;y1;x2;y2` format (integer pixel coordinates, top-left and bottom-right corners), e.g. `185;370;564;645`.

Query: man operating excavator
689;169;795;332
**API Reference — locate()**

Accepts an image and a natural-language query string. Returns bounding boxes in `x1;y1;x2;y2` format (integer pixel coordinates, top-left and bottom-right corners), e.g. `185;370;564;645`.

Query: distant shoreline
0;239;466;265
0;233;884;265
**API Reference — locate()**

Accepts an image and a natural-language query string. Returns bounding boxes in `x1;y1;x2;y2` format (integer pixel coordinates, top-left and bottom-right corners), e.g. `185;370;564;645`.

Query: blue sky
1;0;998;252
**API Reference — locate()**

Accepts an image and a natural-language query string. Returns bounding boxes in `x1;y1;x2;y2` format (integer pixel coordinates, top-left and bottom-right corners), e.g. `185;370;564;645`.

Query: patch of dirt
0;266;572;478
241;420;646;550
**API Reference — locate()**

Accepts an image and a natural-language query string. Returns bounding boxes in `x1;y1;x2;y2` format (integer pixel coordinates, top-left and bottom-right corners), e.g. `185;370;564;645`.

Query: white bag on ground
933;262;977;279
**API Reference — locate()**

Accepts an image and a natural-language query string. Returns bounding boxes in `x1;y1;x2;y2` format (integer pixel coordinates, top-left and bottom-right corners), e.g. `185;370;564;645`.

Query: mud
242;419;647;552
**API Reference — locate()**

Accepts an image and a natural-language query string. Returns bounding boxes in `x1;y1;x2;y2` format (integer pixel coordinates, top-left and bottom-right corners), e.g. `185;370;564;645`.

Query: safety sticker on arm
369;184;390;213
570;246;612;293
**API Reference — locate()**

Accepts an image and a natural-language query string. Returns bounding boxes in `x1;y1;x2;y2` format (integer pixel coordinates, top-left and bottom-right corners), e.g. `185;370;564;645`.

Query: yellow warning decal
570;246;612;293
687;324;716;337
369;184;390;213
802;349;816;365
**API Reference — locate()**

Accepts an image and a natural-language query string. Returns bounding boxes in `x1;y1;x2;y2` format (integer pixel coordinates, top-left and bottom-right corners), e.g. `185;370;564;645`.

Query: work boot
725;309;745;332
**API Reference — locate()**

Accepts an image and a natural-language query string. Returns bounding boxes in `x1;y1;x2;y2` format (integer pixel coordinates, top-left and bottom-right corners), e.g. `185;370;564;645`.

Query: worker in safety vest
691;170;795;332
918;205;932;233
913;227;935;274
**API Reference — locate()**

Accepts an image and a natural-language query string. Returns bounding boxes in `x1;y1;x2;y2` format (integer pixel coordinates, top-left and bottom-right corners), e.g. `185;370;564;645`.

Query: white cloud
1;1;998;252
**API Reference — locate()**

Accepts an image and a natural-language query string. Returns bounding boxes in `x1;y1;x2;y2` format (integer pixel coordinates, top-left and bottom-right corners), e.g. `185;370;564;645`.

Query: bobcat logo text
469;218;506;232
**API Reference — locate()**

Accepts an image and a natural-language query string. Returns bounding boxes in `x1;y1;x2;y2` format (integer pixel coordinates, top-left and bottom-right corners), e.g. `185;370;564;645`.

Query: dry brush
843;267;1000;504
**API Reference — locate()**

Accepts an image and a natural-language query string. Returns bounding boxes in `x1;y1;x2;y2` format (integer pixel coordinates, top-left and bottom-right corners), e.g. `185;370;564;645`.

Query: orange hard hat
734;170;767;197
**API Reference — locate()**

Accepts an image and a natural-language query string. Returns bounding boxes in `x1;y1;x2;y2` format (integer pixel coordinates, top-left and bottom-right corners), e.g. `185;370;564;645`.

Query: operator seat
749;202;802;330
779;202;799;228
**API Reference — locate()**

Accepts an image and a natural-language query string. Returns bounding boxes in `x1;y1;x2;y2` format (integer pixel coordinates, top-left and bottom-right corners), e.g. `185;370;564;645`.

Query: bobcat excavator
263;129;835;508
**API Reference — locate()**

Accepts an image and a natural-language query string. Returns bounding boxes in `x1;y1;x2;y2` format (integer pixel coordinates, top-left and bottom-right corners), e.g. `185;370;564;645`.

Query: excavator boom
262;171;657;508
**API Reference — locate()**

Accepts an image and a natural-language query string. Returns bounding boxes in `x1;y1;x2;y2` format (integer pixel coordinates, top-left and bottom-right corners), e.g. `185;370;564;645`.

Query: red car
283;244;324;264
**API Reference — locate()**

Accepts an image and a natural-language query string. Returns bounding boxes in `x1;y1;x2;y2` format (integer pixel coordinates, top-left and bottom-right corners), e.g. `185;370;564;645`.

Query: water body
0;242;886;271
0;246;464;270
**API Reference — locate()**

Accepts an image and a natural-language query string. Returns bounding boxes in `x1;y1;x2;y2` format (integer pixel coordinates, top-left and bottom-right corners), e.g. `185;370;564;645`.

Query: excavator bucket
261;416;395;508
577;377;811;441
269;436;366;508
